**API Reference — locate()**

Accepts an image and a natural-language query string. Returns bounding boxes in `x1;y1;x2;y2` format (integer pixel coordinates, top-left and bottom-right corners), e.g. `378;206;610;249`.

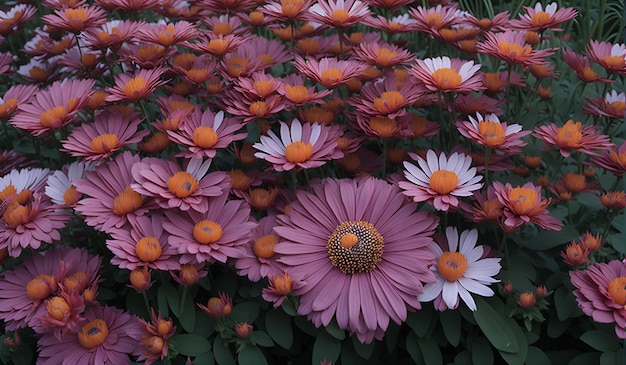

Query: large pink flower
273;177;438;343
570;260;626;338
509;2;577;32
534;119;612;157
586;40;626;76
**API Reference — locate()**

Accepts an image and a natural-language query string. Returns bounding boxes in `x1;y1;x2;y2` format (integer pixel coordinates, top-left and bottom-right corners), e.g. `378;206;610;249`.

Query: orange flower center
425;13;443;29
46;296;70;321
0;98;18;119
63;271;88;292
142;336;165;355
331;9;350;23
64;8;87;31
300;107;335;125
90;133;119;154
582;67;599;82
285;141;313;163
554;120;583;149
213;22;233;36
375;47;399;67
78;319;109;349
3;202;30;228
437;251;468;281
113;186;143;215
369;116;397;138
167;171;198;198
608;276;626;306
338;153;361;172
320;68;344;86
186;68;211;83
271;272;293;295
508;186;538;215
193;126;219;149
227;57;249;78
249;187;276;209
0;185;16;202
63;186;81;205
284;85;309;104
431;68;462;90
609;151;626;167
123;76;148;99
260;54;275;65
29;66;49;82
137;45;165;61
530;11;551;27
26;274;56;300
483;199;503;220
281;0;305;19
373;91;405;114
40;105;69;129
253;80;275;98
484;73;506;93
253;234;278;259
562;173;586;193
297;38;320;54
157;24;176;46
135;236;162;262
429;170;459;195
602;55;626;69
611;101;626;112
248;11;265;25
228;169;252;190
249;101;268;117
498;41;531;59
326;221;384;274
207;38;229;56
477;120;505;147
193;220;223;244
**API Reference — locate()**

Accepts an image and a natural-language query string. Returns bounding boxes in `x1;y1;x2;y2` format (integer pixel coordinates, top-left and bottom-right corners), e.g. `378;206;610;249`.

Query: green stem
142;291;151;315
179;285;189;317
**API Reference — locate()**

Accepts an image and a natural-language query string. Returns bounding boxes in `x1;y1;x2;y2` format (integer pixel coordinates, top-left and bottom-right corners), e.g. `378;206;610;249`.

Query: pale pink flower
509;2;578;32
410;56;485;93
492;181;563;231
456;112;531;153
306;0;371;29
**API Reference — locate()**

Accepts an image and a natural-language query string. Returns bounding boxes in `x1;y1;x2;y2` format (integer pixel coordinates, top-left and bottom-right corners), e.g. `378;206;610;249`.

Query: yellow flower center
249;101;268;117
3;202;30;228
63;271;88;292
554;120;583;149
26;274;56;300
167;171;198;198
63;186;81;205
326;221;384;274
90;133;119;154
375;47;399;67
39;106;68;129
602;55;626;69
530;11;551;27
113;186;143;215
78;319;109;349
437;251;468;281
431;68;462;90
373;91;405;114
157;24;176;46
284;85;309;104
271;272;293;295
285;141;313;164
477;120;506;147
253;234;278;259
280;0;305;19
608;276;626;306
425;13;443;29
193;220;223;244
508;186;538;215
135;236;163;262
193;126;219;149
320;68;344;86
497;41;531;59
562;173;586;193
253;80;276;98
429;170;459;195
46;296;70;321
226;57;248;78
207;38;229;56
610;150;626;167
213;22;233;36
123;76;148;99
330;9;350;23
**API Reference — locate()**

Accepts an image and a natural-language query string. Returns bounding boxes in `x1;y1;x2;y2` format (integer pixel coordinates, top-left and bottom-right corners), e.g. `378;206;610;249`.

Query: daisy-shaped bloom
262;0;315;22
278;74;333;107
0;150;34;176
459;186;504;223
477;30;555;68
362;13;418;35
586;40;626;76
136;309;176;365
410;56;484;93
45;161;95;207
353;42;414;69
253;119;343;172
509;2;577;33
105;68;168;103
131;157;230;213
273;177;439;343
562;49;614;84
163;193;256;264
167;107;246;159
0;4;37;36
96;0;160;12
82;20;145;52
74;152;153;233
362;0;414;11
419;227;501;311
41;6;107;33
61;110;150;161
583;90;626;119
107;214;181;271
534;119;612;157
466;11;510;32
548;172;598;201
347;74;422;119
16;57;58;84
408;4;464;36
456;112;531;153
589;141;626;176
493;181;563;231
0;167;50;202
183;33;247;58
454;94;503;116
262;270;306;308
292;56;367;89
483;71;526;94
306;0;370;29
136;20;198;47
570;259;626;338
0;84;38;120
37;304;143;365
399;150;482;212
10;79;95;137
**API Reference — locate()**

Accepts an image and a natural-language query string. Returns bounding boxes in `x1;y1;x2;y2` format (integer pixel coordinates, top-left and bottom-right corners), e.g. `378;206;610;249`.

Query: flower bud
501;281;513;296
198;292;232;318
517;291;536;309
129;267;151;292
535;285;548;299
235;322;253;339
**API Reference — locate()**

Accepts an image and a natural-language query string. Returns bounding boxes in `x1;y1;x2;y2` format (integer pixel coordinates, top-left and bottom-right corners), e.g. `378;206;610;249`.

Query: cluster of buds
560;231;603;267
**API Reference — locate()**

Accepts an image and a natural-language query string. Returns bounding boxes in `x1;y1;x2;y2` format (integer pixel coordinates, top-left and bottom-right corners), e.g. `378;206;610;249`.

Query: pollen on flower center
123;77;148;99
78;319;109;349
3;202;31;228
530;11;551;27
478;120;505;147
369;116;397;138
608;276;626;306
167;171;198;198
429;170;459;195
135;236;163;262
508;186;538;215
213;22;233;36
320;68;344;85
193;220;223;244
193;126;219;149
112;186;143;215
331;9;349;23
431;68;462;90
64;271;88;292
602;55;626;68
326;221;384;274
373;91;405;113
437;251;468;281
285;141;313;163
284;85;309;104
253;80;275;98
90;133;119;153
555;120;583;149
498;41;529;58
26;274;56;300
46;296;70;321
253;234;278;259
39;105;68;129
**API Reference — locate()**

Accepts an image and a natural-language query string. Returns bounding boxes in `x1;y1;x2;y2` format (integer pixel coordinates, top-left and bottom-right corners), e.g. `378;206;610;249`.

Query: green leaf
547;316;570;338
325;319;346;340
473;297;519;353
352;335;375;360
156;284;170;319
554;286;578;321
472;337;493;365
265;309;292;349
194;352;216;365
522;225;580;250
385;322;400;353
238;346;268;365
455;351;472;365
419;337;442;365
193;312;216;338
294;316;317;336
498;316;528;365
213;336;235;365
312;331;341;365
281;297;297;316
169;334;212;357
580;330;621;352
406;304;436;337
525;346;550;365
230;302;260;324
569;352;601;365
178;300;197;333
250;331;274;347
162;282;179;316
405;331;425;365
439;308;461;346
11;345;33;365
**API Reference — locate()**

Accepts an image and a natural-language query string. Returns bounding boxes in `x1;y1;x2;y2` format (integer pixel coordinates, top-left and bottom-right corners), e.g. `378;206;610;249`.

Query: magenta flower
534;119;612;157
586;40;626;76
273;177;438;343
306;0;371;29
292;56;367;89
456;112;531;153
477;30;555;68
509;2;578;32
105;68;168;103
583;90;626;119
588;141;626;176
492;181;563;231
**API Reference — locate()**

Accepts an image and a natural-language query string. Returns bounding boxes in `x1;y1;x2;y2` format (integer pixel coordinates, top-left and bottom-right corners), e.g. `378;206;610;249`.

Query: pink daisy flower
135;20;198;47
61;109;150;161
10;78;95;136
458;186;504;223
306;0;371;29
277;74;333;107
477;30;555;68
588;141;626;176
509;2;577;32
37;304;143;365
399;150;483;212
456;112;531;153
253;119;343;172
562;48;614;84
45;161;96;207
586;40;626;76
105;68;168;103
410;56;485;93
0;4;37;36
131;157;230;213
570;259;626;339
234;211;285;282
0;83;38;120
41;5;107;33
74;152;154;233
82;20;145;52
492;181;563;231
163;193;256;264
262;0;315;22
273;177;438;343
533;119;612;157
292;56;367;89
167;106;247;159
583;90;626;119
419;227;501;311
352;41;415;69
454;93;503;116
347;73;422;119
107;214;181;271
408;4;464;36
361;13;418;35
